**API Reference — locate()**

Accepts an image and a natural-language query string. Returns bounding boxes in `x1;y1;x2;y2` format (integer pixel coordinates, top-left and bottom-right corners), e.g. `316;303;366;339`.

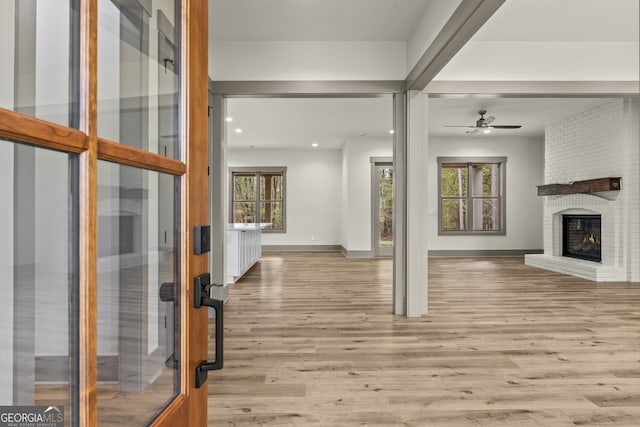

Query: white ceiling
225;97;616;150
210;0;638;43
210;0;431;42
472;0;638;42
226;97;393;151
435;0;639;81
428;98;616;137
218;1;636;150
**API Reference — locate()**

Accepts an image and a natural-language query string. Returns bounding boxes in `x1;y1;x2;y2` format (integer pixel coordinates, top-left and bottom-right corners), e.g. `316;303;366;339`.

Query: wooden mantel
537;177;621;196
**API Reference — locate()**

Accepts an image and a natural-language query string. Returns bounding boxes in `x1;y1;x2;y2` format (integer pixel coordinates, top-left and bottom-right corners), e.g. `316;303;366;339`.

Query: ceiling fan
445;110;522;135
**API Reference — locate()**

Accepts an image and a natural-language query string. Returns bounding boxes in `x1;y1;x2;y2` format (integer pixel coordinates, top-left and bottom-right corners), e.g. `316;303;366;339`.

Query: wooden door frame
0;0;209;425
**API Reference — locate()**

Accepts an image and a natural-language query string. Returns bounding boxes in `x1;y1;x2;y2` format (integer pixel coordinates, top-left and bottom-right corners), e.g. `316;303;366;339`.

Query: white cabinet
227;225;262;283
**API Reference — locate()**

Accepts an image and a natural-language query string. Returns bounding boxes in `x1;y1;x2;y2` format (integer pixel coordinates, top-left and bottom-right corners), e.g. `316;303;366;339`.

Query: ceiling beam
405;0;506;92
211;80;405;96
425;80;640;97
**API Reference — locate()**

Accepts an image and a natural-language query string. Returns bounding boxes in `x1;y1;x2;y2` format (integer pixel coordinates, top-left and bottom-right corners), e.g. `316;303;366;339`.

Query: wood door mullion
0;108;88;152
97;138;187;175
78;0;98;426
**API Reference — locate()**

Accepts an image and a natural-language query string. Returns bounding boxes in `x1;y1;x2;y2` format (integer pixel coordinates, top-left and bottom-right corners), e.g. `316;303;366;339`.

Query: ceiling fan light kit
444;109;522;134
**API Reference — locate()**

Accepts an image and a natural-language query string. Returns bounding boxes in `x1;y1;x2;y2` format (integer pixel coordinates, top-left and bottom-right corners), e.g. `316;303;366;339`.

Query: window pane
0;140;77;426
379;167;393;247
234;174;256;201
441;165;467;197
442;199;467;231
260;202;283;229
471;164;499;197
97;0;181;159
233;202;257;223
0;0;75;126
260;174;283;200
97;162;180;426
473;198;501;231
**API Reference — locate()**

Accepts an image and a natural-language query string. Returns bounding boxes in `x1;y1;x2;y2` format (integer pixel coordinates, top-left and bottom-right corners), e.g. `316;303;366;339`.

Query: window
438;157;506;235
230;168;286;232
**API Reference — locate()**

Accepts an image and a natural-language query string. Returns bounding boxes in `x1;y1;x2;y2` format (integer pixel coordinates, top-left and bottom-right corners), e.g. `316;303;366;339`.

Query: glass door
373;163;394;257
0;0;210;426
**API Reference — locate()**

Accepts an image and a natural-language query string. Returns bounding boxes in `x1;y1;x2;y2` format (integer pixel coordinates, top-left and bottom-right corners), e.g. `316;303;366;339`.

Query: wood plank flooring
208;253;640;426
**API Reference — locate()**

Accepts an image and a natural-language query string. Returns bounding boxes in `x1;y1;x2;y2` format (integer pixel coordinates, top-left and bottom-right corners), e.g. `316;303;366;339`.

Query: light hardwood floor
208;253;640;426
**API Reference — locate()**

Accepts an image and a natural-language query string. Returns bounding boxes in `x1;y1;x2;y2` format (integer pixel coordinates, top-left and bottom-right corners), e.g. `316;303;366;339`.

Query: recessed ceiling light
389;129;395;134
359;132;367;137
225;117;233;122
311;143;319;147
483;128;491;134
235;128;243;133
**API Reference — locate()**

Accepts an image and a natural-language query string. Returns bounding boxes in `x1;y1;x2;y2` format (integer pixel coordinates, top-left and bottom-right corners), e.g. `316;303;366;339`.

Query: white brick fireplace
525;99;640;282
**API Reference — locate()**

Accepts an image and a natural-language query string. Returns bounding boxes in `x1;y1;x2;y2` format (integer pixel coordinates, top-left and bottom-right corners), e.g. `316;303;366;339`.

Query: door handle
193;273;224;388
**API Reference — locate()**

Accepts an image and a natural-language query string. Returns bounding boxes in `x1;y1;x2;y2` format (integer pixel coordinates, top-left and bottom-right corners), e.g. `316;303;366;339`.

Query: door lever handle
194;273;224;388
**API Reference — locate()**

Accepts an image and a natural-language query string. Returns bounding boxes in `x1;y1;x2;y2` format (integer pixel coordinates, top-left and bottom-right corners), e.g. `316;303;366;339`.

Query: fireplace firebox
562;215;601;262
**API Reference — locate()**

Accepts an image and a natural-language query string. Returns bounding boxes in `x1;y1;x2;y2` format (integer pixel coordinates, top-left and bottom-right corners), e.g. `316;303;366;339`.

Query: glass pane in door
378;167;393;247
0;0;76;126
97;161;180;426
0;140;78;426
97;0;181;158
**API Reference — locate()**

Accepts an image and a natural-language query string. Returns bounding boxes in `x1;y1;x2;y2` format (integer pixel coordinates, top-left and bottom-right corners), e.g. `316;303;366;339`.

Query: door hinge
208;105;212;117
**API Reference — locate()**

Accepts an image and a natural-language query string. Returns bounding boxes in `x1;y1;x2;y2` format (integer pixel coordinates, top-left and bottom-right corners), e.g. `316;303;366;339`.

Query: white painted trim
339;246;374;259
429;249;542;257
263;245;342;252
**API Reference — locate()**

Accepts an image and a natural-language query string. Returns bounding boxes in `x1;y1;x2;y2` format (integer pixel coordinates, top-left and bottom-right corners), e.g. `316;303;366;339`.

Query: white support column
405;91;429;317
392;93;407;316
209;91;228;299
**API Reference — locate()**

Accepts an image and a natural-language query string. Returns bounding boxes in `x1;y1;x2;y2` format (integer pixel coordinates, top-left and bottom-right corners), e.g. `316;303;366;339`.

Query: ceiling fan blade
444;125;476;128
466;128;480;135
484;116;495;125
490;125;522;129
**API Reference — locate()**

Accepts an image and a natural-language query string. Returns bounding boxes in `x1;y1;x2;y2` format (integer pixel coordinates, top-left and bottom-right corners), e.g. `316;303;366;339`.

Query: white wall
97;0;121;141
623;98;639;280
427;136;545;251
96;0;121;356
0;0;69;123
35;0;69;125
34;149;69;356
210;41;406;81
228;149;342;246
546;100;624;183
0;0;15;110
541;99;639;281
340;148;349;248
228;139;394;252
0;142;14;405
0;1;15;403
342;138;393;251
